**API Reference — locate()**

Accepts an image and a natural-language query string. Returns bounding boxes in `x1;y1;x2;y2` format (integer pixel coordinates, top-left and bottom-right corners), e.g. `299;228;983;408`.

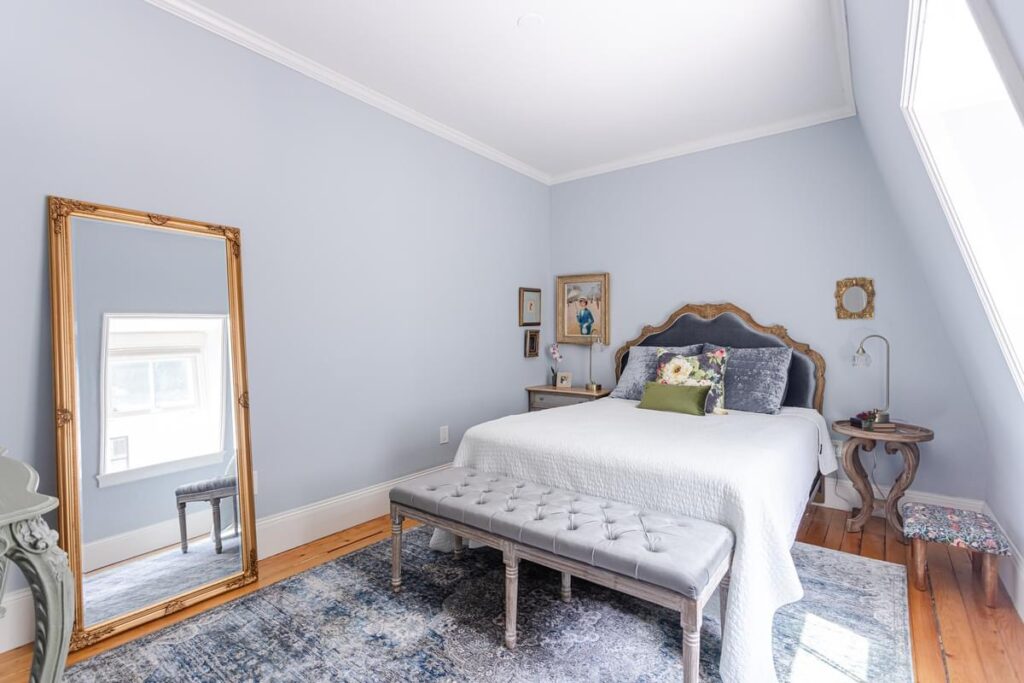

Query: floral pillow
655;347;728;414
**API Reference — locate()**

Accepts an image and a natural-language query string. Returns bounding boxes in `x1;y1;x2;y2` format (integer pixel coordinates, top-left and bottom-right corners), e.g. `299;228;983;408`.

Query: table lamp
852;333;891;423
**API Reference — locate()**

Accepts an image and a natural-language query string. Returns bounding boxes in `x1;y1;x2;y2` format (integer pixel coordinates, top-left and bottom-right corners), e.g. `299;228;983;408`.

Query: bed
439;303;833;683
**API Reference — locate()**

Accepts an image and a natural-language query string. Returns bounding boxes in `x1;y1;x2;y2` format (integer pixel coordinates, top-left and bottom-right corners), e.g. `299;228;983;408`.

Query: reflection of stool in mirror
175;476;238;554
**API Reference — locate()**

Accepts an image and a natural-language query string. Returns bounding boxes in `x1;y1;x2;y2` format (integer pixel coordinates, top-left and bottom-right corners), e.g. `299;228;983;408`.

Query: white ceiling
149;0;855;184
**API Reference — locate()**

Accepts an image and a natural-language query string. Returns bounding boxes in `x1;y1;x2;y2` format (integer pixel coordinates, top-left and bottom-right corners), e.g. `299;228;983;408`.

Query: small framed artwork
556;371;573;388
556;273;610;345
524;329;540;357
519;287;541;326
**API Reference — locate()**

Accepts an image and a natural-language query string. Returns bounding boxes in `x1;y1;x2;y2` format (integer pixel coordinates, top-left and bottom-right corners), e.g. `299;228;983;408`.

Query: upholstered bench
389;467;733;682
903;501;1010;607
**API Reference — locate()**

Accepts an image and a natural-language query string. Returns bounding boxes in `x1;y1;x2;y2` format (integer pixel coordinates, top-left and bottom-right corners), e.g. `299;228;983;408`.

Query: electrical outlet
832;440;843;460
439;425;449;444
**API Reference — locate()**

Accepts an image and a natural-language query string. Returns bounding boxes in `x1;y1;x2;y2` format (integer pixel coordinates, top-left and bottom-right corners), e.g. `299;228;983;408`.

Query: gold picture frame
524;329;540;357
47;197;259;651
518;287;541;326
555;273;610;345
835;277;875;320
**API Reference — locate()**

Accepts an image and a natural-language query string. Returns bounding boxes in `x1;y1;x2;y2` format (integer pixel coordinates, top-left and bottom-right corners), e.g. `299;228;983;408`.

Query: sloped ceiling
148;0;855;184
845;0;1024;591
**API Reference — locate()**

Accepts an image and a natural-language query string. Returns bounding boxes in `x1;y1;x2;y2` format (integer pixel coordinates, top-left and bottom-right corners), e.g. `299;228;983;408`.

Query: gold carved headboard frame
613;302;826;413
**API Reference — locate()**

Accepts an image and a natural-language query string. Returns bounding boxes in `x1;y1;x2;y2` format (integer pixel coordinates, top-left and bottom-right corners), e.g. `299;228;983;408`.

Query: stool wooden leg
177;501;188;554
560;571;571;602
982;553;999;608
971;551;983;574
681;602;702;683
504;553;519;649
912;539;927;592
390;507;403;593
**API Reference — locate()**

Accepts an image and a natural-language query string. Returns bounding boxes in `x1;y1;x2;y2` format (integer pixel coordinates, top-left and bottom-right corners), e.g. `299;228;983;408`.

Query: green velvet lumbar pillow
637;382;711;416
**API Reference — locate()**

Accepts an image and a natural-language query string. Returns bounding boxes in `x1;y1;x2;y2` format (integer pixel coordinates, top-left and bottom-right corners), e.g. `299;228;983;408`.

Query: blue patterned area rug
67;527;912;682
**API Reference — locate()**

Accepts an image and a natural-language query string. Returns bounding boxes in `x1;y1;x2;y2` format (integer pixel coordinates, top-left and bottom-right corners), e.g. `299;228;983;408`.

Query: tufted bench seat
389;467;733;682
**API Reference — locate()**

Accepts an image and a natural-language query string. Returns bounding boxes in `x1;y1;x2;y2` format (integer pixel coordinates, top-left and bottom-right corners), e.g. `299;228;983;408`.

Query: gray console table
0;453;74;682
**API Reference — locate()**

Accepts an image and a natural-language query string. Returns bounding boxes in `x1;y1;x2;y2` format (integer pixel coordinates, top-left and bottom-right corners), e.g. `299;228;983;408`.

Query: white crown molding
550;104;857;185
143;0;553;184
145;0;859;187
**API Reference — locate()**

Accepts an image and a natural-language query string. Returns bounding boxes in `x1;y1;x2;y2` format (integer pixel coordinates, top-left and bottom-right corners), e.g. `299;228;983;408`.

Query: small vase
550;370;558;386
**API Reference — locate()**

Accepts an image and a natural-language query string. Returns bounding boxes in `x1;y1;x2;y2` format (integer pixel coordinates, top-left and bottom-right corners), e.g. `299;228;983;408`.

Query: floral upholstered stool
902;501;1010;607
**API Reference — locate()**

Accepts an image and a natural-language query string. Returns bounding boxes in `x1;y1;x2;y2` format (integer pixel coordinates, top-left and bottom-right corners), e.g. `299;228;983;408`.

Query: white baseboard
82;508;215;573
254;463;451;559
822;475;986;514
0;462;451;654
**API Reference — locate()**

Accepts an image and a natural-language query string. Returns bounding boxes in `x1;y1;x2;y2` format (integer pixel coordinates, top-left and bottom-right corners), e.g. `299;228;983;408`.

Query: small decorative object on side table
526;385;611;411
832;419;934;541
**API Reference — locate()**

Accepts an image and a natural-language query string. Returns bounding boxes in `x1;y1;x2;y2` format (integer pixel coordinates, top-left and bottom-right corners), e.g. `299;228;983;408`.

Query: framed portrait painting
524;329;540;357
519;287;541;326
556;273;610;345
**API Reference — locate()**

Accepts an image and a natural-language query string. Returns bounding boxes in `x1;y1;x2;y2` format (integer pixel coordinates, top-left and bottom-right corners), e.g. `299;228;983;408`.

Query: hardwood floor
1;506;1021;682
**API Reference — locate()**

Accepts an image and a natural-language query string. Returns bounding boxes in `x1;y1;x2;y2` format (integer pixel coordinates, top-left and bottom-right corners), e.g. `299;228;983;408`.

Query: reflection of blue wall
73;218;235;543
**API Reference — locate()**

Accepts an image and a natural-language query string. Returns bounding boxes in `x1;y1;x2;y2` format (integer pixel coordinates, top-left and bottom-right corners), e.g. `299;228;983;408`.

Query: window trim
98;313;229;486
901;0;1024;399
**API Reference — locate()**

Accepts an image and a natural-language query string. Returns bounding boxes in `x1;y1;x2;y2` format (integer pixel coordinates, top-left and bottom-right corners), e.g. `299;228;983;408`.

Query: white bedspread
440;398;835;683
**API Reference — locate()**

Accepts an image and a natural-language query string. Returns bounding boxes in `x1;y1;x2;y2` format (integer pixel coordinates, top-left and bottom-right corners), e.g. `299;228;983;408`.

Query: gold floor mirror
47;197;258;650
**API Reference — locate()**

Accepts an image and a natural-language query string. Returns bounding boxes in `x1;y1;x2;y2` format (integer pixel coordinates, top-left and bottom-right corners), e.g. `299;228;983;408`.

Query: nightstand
526;385;611;411
832;420;934;541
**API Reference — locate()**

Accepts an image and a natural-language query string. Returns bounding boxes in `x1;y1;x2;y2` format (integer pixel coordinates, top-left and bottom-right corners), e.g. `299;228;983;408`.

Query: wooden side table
832;420;934;542
526;385;611;411
0;453;74;682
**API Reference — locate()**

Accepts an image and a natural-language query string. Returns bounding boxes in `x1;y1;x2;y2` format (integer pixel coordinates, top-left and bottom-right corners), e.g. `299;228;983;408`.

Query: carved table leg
884;442;920;543
843;438;877;532
2;517;74;683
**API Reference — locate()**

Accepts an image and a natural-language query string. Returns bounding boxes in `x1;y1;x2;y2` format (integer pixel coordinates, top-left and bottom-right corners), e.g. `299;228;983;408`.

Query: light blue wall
550;118;989;499
846;0;1024;556
0;0;550;590
72;218;234;543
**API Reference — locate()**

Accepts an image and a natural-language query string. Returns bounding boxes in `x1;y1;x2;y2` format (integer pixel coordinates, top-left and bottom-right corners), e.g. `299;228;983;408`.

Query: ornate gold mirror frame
47;197;258;651
834;277;875;320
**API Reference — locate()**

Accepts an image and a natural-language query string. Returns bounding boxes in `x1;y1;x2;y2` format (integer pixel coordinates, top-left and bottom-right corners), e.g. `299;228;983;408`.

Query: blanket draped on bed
431;398;834;683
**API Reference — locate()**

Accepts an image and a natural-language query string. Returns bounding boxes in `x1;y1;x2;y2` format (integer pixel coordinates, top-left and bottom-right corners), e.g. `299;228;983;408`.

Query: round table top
832;419;934;443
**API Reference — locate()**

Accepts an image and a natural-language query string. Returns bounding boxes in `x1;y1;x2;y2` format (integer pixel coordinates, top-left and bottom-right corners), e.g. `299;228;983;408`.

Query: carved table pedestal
0;453;74;682
832;420;935;543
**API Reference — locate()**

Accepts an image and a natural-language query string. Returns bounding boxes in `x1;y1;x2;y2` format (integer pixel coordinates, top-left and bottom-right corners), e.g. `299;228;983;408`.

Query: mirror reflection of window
100;315;229;485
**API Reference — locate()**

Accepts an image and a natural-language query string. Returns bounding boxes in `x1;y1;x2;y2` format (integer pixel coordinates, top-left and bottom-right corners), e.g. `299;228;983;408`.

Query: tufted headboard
613;303;826;412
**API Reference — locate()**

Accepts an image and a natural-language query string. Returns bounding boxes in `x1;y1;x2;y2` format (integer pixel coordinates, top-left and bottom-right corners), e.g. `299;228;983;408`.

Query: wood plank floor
1;506;1022;682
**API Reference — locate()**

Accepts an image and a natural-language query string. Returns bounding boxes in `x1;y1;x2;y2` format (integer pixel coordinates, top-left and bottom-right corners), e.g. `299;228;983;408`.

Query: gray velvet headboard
614;303;826;412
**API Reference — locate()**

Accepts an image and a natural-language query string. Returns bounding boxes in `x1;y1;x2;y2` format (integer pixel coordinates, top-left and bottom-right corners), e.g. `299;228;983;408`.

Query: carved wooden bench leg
453;534;464;560
560;571;571;602
981;553;999;608
390;506;403;593
718;573;730;630
681;601;701;683
211;497;223;554
177;501;188;553
911;538;927;592
504;551;519;649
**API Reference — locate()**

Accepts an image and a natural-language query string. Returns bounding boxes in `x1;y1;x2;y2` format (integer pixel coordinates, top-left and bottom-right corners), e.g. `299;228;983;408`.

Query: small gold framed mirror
835;277;875;319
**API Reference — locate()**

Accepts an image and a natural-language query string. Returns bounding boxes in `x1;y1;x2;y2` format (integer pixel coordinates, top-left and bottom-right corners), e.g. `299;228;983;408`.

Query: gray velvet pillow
610;344;704;400
703;344;792;414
